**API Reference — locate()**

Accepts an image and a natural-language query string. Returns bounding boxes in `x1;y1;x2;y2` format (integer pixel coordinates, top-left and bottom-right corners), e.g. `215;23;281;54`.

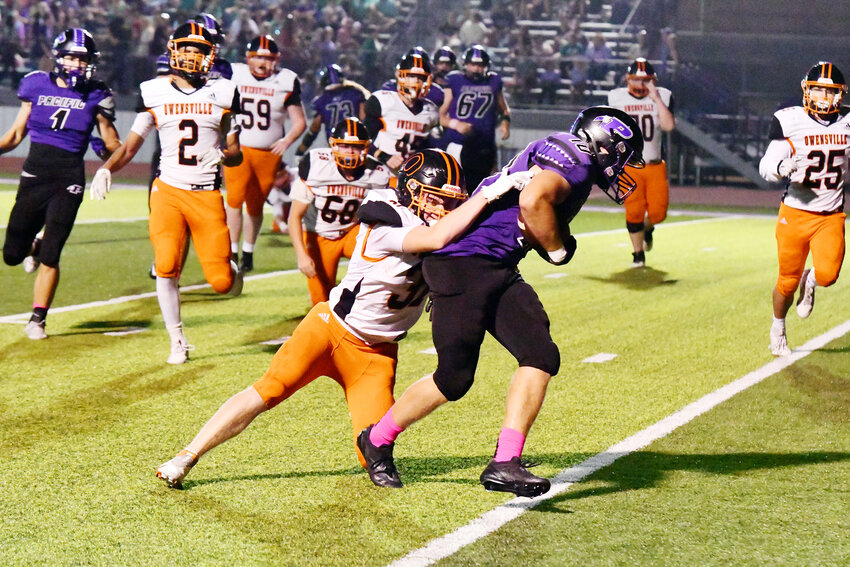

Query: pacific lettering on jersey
162;102;214;115
804;133;848;146
36;95;86;109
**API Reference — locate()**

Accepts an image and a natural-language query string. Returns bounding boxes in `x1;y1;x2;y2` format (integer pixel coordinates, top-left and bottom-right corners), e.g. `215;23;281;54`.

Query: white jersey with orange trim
369;90;439;161
132;76;238;191
771;106;850;212
328;188;428;344
230;62;299;149
607;87;673;163
291;149;392;239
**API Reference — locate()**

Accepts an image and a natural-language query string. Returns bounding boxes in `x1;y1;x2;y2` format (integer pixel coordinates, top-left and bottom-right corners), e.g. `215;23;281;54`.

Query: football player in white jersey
289;117;391;305
759;61;850;356
364;52;440;174
90;22;244;364
155;149;530;489
608;58;675;266
224;35;306;272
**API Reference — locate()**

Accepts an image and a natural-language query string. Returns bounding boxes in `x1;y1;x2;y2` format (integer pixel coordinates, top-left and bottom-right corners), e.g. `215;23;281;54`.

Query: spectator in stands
458;10;488;49
228;9;260;58
610;0;633;24
568;57;589;104
538;58;561;105
658;27;679;80
490;0;515;46
585;32;613;83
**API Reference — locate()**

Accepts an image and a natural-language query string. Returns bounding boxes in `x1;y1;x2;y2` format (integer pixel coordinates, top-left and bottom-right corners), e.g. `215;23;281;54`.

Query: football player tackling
759;61;850;356
155;149;529;488
91;22;244;364
359;107;645;497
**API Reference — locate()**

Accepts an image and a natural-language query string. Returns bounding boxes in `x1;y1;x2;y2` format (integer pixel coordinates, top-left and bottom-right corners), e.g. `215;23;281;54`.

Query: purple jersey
436;132;598;265
442;70;503;146
311;85;366;137
209;58;233;80
18;71;114;154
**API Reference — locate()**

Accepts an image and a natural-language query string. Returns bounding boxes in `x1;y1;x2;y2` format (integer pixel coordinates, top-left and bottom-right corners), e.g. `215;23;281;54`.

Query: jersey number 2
178;120;199;165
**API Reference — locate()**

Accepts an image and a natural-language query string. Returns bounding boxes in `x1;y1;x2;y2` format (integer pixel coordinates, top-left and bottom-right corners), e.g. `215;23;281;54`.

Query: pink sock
369;410;403;447
494;428;525;462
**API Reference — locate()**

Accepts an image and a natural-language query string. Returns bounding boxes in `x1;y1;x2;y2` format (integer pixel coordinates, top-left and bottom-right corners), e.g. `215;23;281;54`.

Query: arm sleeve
284;78;302;107
130;111;156;139
364;96;383;142
759;138;792;183
96;93;117;121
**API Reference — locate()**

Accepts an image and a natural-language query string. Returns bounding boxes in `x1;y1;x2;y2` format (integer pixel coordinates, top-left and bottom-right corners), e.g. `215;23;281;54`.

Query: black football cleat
480;457;551;498
357;425;402;488
239;251;254;273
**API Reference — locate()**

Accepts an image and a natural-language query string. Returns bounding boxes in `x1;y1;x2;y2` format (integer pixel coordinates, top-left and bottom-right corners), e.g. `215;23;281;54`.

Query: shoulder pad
358;200;404;227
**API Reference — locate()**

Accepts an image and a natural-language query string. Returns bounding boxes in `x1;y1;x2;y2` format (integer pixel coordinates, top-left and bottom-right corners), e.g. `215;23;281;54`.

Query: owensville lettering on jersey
622;103;655;113
36;95;86;109
395;120;429;132
324;185;368;198
162;102;214;115
804;134;848;146
239;85;276;96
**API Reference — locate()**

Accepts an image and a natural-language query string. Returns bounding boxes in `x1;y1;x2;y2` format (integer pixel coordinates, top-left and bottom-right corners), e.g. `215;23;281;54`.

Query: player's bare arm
287;199;317;278
95;113;122;158
496;91;511;140
0;102;32;152
646;81;675;131
271;103;307;155
518;168;571;253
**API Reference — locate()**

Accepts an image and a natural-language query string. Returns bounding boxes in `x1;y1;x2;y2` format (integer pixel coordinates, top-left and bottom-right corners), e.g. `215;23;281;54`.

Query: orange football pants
624;161;669;225
303;226;360;305
149;179;233;292
775;202;846;296
223;146;281;216
252;301;397;466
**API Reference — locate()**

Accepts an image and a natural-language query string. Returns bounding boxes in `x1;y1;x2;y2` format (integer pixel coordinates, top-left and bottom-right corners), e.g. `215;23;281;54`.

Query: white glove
197;147;225;170
777;155;803;179
478;170;534;202
90;168;111;200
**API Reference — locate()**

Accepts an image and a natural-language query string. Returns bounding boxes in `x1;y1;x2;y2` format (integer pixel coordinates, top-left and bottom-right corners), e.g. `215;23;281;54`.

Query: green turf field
1;193;849;566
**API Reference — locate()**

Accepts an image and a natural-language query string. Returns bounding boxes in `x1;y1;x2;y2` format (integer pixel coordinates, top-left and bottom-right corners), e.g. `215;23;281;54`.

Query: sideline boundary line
387;319;850;567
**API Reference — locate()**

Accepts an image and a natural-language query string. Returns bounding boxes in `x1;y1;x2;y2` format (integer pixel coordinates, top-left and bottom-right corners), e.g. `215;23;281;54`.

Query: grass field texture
1;187;849;566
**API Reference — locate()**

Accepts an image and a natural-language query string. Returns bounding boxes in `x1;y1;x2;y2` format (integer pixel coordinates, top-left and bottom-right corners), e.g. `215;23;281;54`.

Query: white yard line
388;319;850;567
0;269;301;324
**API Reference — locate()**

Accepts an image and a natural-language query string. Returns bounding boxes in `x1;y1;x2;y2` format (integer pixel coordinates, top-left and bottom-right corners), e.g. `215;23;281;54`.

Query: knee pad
627;221;645;234
433;366;475;402
776;275;799;297
518;339;560;376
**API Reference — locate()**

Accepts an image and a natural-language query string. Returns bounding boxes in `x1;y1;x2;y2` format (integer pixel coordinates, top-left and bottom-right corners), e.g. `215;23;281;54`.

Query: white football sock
156;276;182;330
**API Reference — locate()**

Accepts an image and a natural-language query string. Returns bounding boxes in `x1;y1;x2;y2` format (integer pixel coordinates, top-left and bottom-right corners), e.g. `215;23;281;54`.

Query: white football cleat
769;329;791;356
167;337;194;364
25;320;47;340
22;255;40;273
796;269;815;319
156;451;197;489
228;260;244;297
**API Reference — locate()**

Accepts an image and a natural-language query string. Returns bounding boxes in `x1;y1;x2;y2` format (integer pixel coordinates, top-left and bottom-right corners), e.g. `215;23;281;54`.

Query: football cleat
228;260;244;297
25;320;47;340
480;457;551;498
156;450;198;489
796;269;815;319
357;425;403;488
167;337;194;365
239;251;254;273
23;235;42;273
769;328;792;356
148;261;157;280
643;226;654;252
631;251;645;268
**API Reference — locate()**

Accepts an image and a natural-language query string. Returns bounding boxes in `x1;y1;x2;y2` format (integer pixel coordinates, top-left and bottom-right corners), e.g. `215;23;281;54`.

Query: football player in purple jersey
0;28;121;340
296;64;370;156
358;107;645;497
440;45;511;192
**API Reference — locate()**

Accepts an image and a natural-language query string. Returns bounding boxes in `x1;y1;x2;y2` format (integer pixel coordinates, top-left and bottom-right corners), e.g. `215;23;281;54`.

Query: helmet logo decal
592;115;634;140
